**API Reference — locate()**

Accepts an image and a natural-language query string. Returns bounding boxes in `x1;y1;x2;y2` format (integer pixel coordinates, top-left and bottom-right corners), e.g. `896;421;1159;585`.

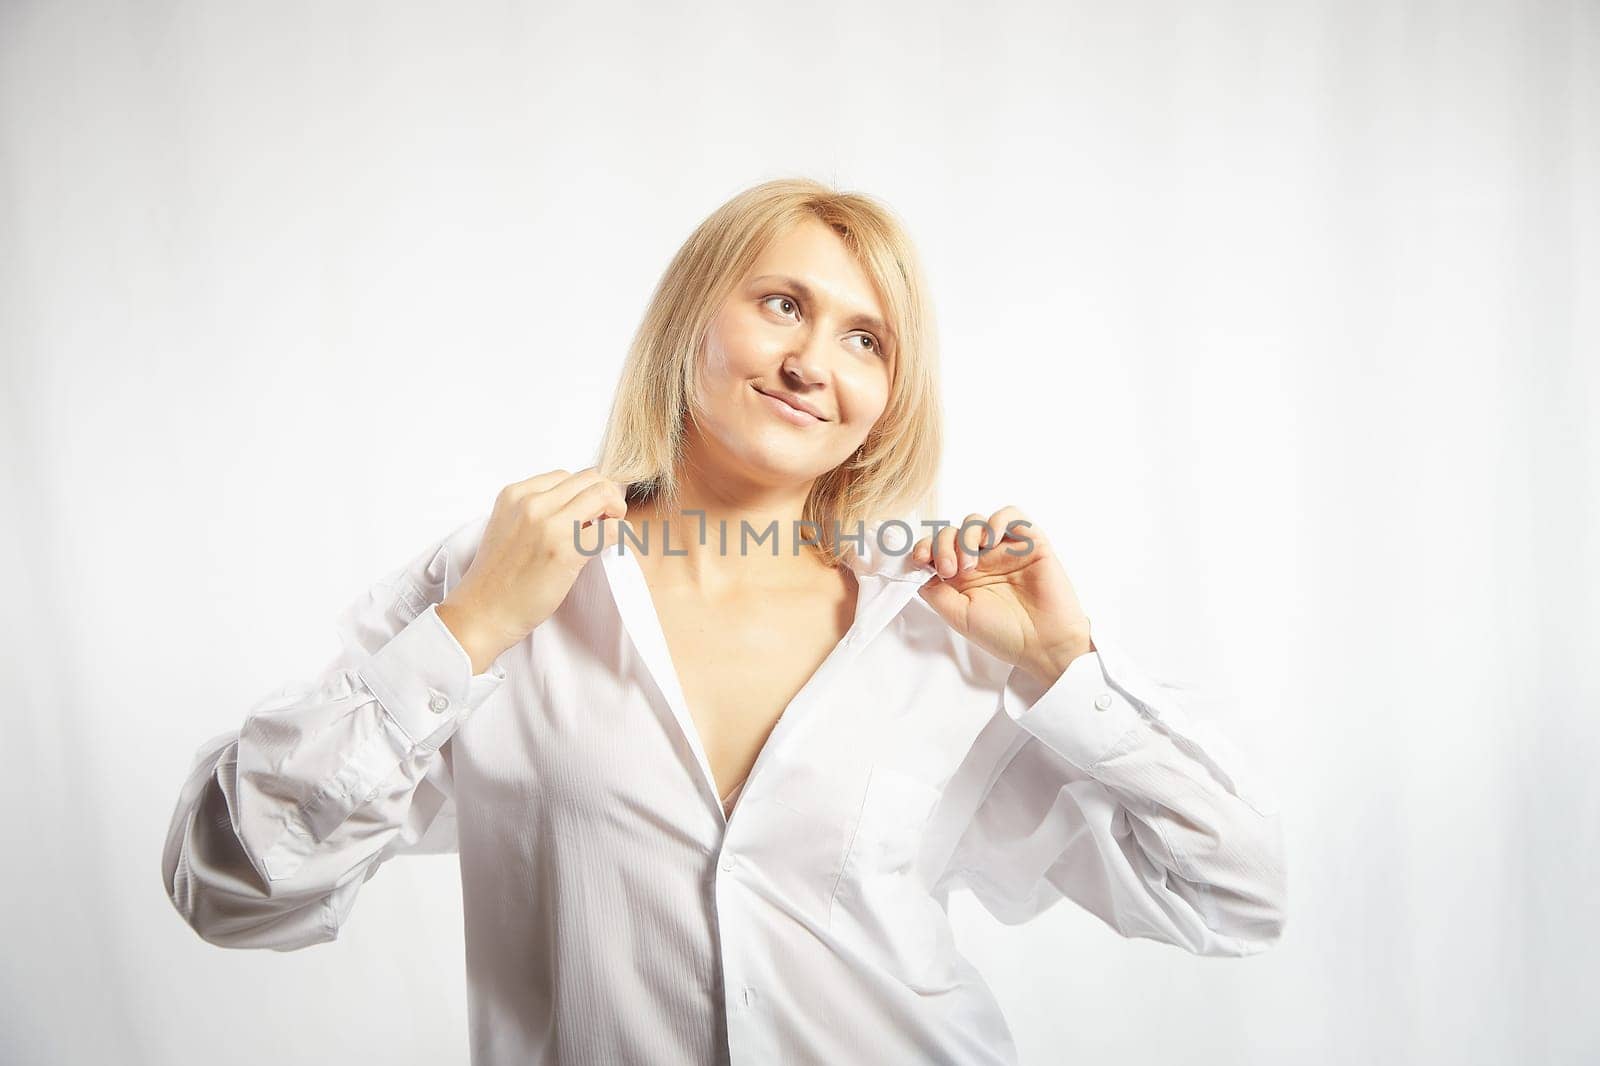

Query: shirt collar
842;518;938;585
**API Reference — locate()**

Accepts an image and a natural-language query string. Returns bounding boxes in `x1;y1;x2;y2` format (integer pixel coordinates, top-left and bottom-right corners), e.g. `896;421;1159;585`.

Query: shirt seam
1092;728;1214;922
320;894;338;941
825;771;878;925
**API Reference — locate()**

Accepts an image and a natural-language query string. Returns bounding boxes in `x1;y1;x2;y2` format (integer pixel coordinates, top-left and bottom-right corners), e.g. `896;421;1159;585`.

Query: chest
649;577;858;801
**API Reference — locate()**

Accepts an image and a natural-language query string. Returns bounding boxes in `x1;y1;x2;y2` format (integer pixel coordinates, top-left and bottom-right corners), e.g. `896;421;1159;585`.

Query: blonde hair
594;177;943;568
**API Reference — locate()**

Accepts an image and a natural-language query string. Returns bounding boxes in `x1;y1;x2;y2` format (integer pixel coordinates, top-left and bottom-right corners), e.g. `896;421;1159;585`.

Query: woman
162;178;1286;1065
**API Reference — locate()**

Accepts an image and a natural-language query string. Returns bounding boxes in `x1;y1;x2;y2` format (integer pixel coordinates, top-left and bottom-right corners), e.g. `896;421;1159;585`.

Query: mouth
753;384;828;426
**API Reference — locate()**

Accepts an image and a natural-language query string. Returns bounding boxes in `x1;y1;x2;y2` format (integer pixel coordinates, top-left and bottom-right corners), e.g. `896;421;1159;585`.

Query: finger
570;514;630;561
933;524;960;579
498;468;572;506
918;574;967;621
985;506;1027;541
956;513;989;573
547;466;614;512
599;516;630;554
572;478;629;526
986;507;1037;558
980;507;1012;549
556;482;629;546
910;535;934;568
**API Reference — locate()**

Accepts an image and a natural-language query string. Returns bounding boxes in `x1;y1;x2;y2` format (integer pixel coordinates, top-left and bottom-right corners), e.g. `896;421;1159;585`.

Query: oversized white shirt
161;511;1286;1065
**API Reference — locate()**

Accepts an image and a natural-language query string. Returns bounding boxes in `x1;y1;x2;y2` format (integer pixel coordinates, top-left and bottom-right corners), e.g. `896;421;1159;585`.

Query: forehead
741;219;889;332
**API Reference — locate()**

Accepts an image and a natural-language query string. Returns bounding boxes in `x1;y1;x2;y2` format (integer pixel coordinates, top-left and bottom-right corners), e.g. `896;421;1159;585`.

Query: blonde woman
163;178;1286;1064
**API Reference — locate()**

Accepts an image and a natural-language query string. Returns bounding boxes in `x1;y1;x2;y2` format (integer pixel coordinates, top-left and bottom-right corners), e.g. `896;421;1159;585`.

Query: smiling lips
754;385;828;426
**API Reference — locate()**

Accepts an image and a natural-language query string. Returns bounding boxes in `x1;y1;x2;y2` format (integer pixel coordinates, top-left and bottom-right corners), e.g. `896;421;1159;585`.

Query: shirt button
1093;692;1113;711
429;691;450;714
720;855;735;873
743;987;757;1006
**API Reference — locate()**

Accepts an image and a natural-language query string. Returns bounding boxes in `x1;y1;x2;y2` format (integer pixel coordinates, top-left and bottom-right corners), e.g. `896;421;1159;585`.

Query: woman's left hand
911;507;1096;688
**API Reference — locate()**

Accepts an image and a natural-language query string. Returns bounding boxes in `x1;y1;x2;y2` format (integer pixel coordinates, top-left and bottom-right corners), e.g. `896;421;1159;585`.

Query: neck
625;459;832;594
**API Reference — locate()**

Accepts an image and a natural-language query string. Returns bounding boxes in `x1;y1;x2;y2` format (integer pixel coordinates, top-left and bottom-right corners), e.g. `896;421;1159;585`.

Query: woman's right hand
437;467;630;673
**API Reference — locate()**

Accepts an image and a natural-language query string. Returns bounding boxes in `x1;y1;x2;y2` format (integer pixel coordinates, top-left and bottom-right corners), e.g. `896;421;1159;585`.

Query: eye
851;333;885;357
761;295;799;319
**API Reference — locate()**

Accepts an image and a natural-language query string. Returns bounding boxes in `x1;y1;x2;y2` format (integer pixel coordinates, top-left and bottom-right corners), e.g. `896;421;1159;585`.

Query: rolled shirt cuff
357;602;508;751
999;643;1146;771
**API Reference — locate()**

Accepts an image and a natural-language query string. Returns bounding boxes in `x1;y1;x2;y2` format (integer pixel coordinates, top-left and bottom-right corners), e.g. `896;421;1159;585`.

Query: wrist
436;599;511;676
1020;628;1096;689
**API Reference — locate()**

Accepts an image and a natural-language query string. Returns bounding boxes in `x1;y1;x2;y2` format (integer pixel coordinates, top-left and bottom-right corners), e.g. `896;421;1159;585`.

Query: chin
737;439;842;485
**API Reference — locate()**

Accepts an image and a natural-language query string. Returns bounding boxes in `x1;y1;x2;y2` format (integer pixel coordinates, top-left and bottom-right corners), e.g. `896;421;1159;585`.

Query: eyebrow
749;274;893;344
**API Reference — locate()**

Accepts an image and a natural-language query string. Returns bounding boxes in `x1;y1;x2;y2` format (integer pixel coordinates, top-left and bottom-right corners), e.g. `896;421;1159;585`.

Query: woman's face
691;218;895;494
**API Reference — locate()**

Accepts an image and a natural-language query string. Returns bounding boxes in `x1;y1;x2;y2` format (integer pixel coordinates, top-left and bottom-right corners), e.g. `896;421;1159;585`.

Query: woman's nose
781;351;823;388
782;330;833;387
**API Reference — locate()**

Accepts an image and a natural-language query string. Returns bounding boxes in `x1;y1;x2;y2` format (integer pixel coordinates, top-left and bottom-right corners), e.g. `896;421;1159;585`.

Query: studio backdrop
1;2;1595;1064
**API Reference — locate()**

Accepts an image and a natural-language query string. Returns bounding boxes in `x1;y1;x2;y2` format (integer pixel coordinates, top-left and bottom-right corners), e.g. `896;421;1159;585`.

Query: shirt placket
601;544;935;1063
710;567;934;1064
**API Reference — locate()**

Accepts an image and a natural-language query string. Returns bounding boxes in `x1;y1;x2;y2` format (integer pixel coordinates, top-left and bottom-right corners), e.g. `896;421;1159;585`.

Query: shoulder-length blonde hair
594;177;943;568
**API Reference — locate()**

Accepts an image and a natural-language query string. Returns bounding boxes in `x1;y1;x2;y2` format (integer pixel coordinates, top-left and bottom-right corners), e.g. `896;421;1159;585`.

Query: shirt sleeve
160;513;506;951
927;629;1287;957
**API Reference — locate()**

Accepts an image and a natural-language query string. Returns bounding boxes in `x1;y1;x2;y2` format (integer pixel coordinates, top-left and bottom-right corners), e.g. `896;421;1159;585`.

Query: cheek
696;334;754;409
840;366;893;426
704;312;775;377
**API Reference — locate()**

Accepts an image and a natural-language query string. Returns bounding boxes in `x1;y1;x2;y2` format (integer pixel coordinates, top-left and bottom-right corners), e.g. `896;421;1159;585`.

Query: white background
2;2;1595;1064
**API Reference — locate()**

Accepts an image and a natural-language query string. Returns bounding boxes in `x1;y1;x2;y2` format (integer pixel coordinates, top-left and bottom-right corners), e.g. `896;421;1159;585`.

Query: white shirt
162;511;1286;1065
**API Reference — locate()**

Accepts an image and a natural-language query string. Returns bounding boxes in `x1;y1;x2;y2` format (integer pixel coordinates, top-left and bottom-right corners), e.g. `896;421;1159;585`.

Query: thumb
601;517;632;554
917;575;967;629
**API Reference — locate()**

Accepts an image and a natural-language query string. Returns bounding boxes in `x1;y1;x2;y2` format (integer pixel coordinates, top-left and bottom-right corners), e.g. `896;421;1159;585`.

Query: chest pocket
843;765;944;875
826;764;960;994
